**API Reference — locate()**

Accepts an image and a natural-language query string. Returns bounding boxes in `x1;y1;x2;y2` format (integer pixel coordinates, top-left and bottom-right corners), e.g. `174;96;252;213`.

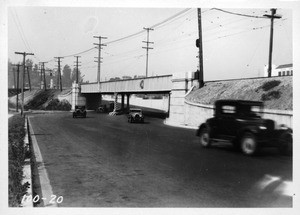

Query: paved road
28;111;293;207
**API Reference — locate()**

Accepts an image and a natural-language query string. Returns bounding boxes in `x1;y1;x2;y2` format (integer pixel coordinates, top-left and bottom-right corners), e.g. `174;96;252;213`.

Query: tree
62;64;72;88
71;68;83;84
8;59;14;88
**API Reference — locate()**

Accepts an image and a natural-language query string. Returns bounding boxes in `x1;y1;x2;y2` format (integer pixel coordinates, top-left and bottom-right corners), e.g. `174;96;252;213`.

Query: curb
20;117;33;207
27;117;58;207
164;119;198;130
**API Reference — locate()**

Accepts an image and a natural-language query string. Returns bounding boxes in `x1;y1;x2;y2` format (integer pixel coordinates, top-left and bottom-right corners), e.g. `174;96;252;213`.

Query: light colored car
127;108;144;123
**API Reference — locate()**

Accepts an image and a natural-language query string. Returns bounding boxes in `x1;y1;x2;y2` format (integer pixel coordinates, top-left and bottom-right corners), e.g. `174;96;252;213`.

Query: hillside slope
186;76;292;110
8;89;71;110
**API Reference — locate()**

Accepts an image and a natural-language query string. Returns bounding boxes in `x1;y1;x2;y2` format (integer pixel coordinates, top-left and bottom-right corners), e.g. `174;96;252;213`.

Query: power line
151;8;192;28
212;8;268;19
33;8;193;63
12;8;42;62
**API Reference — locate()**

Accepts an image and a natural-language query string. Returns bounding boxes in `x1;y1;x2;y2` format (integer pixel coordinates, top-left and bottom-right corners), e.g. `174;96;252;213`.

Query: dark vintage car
196;100;292;156
127;108;144;123
73;105;87;118
96;105;108;113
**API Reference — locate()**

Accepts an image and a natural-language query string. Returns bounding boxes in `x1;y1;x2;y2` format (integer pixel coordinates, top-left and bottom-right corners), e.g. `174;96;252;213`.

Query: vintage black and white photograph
1;0;299;214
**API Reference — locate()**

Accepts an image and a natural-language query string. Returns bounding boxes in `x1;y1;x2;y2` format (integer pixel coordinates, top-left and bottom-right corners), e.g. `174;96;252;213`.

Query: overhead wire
211;8;268;19
39;8;193;63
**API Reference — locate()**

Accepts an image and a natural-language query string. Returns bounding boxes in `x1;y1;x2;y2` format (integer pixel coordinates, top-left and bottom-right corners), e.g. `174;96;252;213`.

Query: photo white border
1;0;299;215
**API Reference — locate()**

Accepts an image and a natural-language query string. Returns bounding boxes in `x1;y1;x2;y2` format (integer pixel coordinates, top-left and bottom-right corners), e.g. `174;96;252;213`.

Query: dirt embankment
186;76;292;110
8;89;72;110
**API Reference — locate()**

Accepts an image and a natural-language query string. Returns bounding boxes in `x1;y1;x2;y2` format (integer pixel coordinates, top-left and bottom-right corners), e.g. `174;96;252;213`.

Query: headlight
259;126;267;130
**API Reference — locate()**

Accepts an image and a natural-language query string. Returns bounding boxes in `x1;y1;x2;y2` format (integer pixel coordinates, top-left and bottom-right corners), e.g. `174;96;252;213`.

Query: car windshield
238;104;262;118
130;109;142;113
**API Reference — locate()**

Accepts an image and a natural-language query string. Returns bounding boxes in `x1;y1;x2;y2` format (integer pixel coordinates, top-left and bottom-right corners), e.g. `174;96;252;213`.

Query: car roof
215;99;263;106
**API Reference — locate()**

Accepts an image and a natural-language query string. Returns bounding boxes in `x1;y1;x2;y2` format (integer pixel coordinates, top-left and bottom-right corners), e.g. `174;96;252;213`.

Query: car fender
275;125;293;139
196;123;210;136
237;126;259;139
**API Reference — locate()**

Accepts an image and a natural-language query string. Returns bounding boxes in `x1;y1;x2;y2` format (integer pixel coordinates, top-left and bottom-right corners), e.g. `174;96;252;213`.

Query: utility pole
39;62;48;90
94;36;107;82
37;64;43;89
142;27;154;77
25;66;32;91
264;8;281;77
15;52;34;116
12;64;21;112
197;8;204;88
74;56;81;84
54;57;63;91
12;67;16;89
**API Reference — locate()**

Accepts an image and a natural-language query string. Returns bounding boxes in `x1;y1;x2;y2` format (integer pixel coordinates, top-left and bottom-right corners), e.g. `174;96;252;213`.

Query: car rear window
221;105;236;114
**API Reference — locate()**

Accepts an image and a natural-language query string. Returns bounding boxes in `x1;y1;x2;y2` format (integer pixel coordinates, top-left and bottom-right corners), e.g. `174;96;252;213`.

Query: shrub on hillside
46;98;60;110
8;100;16;109
261;90;281;101
261;80;281;91
57;99;72;110
8;115;28;207
46;99;71;111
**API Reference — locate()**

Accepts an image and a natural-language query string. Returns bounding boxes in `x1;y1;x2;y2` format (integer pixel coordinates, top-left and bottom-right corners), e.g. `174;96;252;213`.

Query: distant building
109;77;121;81
263;63;293;77
122;76;132;80
275;63;293;77
133;75;146;79
263;64;277;77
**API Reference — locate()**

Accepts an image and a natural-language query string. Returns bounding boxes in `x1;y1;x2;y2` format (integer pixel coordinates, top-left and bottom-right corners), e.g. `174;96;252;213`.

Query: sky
6;4;294;83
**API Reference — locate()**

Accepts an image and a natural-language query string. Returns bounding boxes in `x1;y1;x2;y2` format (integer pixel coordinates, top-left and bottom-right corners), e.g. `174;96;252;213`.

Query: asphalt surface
28;111;293;207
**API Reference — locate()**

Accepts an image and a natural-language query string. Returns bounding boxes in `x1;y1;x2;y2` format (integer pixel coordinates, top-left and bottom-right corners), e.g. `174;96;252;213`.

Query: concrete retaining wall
165;73;293;129
167;99;293;129
102;95;169;112
57;90;72;103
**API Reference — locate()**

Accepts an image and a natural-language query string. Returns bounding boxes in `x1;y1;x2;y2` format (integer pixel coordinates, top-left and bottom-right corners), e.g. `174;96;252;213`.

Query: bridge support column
71;82;80;110
165;72;194;126
126;94;130;111
121;94;125;110
113;92;118;111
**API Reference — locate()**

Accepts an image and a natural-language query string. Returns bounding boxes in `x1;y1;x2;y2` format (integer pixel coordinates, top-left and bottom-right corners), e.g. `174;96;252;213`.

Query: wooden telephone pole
39;62;48;90
197;8;204;88
74;56;81;84
25;66;32;91
15;52;34;116
12;64;21;112
142;27;154;77
55;57;63;91
264;9;281;77
94;36;107;82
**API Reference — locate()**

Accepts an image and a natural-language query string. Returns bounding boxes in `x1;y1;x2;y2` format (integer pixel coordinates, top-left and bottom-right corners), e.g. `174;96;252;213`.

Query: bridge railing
81;75;172;93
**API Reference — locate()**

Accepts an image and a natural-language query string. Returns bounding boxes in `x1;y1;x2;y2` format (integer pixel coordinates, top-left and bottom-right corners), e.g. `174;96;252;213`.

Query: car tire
199;128;211;148
278;132;292;156
240;132;258;155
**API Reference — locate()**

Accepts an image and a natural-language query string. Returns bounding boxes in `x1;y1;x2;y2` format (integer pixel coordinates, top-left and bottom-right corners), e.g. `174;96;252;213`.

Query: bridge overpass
80;75;172;94
72;72;196;114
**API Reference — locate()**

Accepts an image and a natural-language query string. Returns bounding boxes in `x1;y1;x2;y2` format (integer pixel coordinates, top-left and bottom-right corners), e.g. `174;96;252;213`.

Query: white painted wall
166;99;293;129
102;95;169;112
